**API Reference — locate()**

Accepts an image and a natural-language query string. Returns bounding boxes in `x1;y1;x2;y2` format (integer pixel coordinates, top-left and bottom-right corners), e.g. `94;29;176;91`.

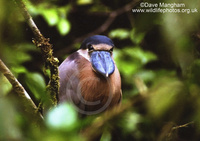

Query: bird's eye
87;44;94;51
110;47;114;52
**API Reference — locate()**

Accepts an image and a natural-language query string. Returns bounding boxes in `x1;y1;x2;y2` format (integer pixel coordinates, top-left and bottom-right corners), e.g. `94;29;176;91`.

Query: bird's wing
58;52;82;106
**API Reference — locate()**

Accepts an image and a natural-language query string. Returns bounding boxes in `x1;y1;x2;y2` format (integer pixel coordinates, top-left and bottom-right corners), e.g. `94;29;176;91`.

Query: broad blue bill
91;51;115;77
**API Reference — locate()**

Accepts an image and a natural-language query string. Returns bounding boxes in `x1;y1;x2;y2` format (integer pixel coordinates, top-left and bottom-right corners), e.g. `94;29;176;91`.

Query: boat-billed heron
58;35;121;115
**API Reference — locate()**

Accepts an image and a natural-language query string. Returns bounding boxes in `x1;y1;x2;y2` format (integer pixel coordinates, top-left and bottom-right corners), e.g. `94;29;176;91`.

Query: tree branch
0;59;43;121
56;0;141;56
81;94;146;140
14;0;59;108
15;0;42;40
74;0;141;42
157;121;194;141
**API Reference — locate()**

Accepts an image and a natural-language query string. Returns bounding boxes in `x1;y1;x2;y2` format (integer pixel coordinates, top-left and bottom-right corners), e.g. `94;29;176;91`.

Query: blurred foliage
1;0;200;140
26;0;71;35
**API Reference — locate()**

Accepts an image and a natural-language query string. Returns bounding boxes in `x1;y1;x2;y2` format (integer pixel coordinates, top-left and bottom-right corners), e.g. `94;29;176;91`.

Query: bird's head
79;35;115;77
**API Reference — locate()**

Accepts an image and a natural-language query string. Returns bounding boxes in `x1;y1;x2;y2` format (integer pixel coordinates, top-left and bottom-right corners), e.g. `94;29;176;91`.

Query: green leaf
134;70;156;83
77;0;93;5
147;78;184;118
124;112;141;132
25;0;39;15
3;46;32;65
11;66;27;74
24;72;46;100
109;29;130;40
114;49;138;76
114;47;157;76
0;74;12;96
1;44;35;76
57;18;71;35
130;28;145;45
26;2;71;35
42;9;59;26
100;130;111;141
126;47;157;65
46;103;78;131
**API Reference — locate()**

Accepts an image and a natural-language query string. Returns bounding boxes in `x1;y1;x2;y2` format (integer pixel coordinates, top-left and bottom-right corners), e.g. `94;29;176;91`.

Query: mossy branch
15;0;59;109
0;59;43;121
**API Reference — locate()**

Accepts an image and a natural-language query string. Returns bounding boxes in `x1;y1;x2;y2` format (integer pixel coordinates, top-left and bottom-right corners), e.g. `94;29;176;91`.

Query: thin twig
56;0;141;56
74;0;141;41
133;76;148;96
15;0;59;108
0;59;43;120
171;121;194;130
158;121;194;141
166;121;194;140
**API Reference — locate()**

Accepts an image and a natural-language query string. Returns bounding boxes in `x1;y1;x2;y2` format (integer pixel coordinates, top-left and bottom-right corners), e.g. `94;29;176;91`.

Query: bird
58;35;122;115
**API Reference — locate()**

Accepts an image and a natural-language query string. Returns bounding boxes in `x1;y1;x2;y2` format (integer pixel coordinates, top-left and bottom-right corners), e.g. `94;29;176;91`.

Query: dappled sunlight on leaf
114;47;157;76
57;18;71;36
109;28;130;40
122;112;142;133
77;0;93;5
26;1;71;35
46;102;78;131
42;9;59;26
133;70;155;83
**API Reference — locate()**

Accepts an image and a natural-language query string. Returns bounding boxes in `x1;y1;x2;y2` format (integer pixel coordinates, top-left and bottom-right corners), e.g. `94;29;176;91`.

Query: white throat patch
77;49;90;62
